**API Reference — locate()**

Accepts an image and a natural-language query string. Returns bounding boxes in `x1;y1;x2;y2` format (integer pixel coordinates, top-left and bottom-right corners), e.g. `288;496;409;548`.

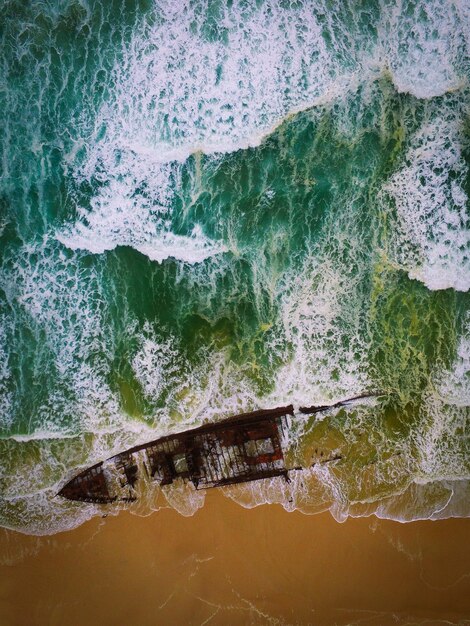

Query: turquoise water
0;0;469;534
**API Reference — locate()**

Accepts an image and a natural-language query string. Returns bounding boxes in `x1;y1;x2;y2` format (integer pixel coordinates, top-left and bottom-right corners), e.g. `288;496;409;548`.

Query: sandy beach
1;492;469;626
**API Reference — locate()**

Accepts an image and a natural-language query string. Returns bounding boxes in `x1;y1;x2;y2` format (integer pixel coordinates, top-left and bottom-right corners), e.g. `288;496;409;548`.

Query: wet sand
1;490;469;626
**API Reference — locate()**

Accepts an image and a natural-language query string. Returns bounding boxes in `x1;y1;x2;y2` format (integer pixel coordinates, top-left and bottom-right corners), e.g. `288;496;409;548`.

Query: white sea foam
434;318;470;407
0;490;100;537
131;317;261;427
0;316;13;430
371;480;453;522
94;0;335;155
428;480;470;519
267;246;371;408
4;431;79;443
50;0;469;280
132;326;179;402
60;0;469;272
129;322;246;425
58;159;226;264
92;0;468;155
161;480;206;517
371;323;470;522
0;237;123;437
383;0;469;99
416;320;470;483
224;468;329;514
382;104;470;292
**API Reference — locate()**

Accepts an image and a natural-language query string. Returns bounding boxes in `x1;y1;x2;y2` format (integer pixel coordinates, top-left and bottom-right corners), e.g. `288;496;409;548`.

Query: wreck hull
58;406;294;504
58;395;375;504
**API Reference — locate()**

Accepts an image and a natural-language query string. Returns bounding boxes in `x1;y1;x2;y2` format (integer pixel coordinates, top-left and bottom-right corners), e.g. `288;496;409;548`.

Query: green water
0;0;469;534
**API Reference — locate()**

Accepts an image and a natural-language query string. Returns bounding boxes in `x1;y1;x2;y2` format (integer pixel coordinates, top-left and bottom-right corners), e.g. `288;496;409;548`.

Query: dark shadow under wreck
58;393;377;504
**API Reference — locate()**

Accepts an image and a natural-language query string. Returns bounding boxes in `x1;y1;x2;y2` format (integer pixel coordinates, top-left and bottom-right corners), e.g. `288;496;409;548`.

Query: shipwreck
58;393;375;504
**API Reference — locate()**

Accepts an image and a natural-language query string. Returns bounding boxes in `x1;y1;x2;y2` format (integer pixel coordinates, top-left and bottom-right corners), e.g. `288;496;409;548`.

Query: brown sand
0;490;469;626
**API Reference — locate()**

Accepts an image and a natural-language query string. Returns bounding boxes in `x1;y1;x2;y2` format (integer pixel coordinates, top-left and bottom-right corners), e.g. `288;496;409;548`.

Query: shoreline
1;490;470;626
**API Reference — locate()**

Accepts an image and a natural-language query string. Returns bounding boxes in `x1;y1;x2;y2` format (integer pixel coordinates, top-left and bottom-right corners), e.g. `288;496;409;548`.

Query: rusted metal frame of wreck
114;402;304;461
61;393;378;488
133;407;290;488
109;404;297;462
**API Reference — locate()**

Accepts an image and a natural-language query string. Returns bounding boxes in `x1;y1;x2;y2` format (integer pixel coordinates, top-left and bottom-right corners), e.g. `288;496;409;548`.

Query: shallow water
0;0;469;535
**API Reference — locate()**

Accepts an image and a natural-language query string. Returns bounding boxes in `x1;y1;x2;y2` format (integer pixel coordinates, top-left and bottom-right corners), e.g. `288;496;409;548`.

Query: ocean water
0;0;469;535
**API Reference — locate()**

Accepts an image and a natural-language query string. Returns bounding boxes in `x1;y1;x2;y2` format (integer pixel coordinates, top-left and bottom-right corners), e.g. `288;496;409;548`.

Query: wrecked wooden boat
58;394;375;504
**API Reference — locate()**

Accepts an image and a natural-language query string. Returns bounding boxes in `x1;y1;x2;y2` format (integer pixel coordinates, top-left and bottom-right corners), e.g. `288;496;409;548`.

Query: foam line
382;103;470;292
